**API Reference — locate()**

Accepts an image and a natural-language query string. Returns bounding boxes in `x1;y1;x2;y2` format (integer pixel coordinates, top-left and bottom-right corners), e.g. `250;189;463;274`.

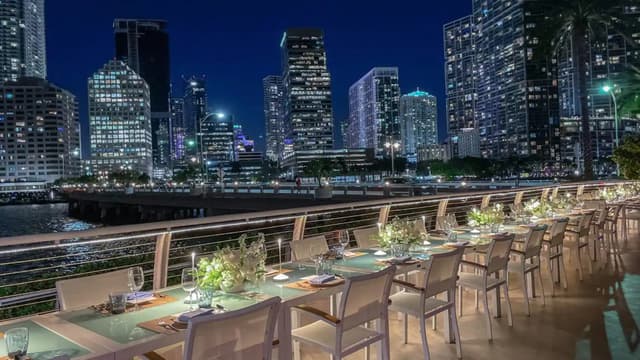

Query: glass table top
0;320;89;360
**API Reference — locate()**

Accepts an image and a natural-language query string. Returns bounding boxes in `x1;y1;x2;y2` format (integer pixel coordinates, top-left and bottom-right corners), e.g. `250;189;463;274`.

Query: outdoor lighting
437;178;442;183
216;113;225;119
384;141;401;176
602;83;620;176
273;238;289;281
461;181;467;187
385;181;390;186
190;157;197;163
574;170;580;176
234;181;238;186
602;85;611;93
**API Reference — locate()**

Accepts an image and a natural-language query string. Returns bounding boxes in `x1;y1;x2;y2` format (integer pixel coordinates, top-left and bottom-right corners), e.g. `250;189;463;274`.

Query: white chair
508;224;548;316
389;248;464;360
542;218;569;296
55;268;131;311
353;226;380;249
290;235;328;261
603;205;623;256
291;266;396;360
145;296;281;360
457;234;515;340
564;211;595;281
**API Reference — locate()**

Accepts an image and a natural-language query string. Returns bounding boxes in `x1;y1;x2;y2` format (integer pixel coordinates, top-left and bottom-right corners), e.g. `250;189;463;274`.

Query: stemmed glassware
127;266;144;311
310;245;326;276
181;268;198;310
339;230;350;256
5;327;29;360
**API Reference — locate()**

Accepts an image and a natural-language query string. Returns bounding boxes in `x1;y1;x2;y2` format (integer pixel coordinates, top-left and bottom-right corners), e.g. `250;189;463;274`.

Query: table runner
89;294;177;315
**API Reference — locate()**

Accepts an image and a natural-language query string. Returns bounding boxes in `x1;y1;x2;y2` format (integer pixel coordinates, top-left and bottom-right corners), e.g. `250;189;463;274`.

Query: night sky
47;0;471;154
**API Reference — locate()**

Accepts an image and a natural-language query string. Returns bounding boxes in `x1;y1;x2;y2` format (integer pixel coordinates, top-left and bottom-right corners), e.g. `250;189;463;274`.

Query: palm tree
618;64;640;116
534;0;634;179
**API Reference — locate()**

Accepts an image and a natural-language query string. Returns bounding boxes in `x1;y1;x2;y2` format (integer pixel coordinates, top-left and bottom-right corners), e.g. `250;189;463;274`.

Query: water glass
5;327;29;360
109;292;127;314
339;230;350;252
181;268;197;310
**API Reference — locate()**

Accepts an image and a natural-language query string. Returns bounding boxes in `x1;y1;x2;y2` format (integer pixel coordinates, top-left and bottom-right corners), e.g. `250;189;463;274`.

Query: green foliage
54;175;99;186
613;134;640;179
259;160;280;182
303;159;334;186
467;204;505;226
172;165;200;183
374;217;423;248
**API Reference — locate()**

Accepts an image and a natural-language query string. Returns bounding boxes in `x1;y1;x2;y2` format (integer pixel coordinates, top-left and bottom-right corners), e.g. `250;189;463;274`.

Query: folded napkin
127;291;153;301
177;308;214;322
388;255;412;264
448;241;469;247
309;274;336;285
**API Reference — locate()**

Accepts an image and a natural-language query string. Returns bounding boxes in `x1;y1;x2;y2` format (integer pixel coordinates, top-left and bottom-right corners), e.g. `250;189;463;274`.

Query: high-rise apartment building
170;96;185;162
114;19;171;174
444;1;559;164
444;15;475;135
262;75;284;162
400;89;438;156
183;76;207;155
281;28;334;153
0;78;79;182
201;113;234;165
0;0;47;83
347;67;400;155
88;60;152;176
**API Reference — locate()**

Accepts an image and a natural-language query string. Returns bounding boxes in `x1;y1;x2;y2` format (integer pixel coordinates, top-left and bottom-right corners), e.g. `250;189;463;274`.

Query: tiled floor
300;226;640;360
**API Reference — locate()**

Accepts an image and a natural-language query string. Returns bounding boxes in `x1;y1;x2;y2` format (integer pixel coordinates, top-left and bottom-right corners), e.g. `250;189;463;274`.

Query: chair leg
560;253;568;290
547;255;555;297
522;268;530;316
381;318;391;360
585;244;593;275
482;290;493;341
458;285;463;317
450;305;463;359
575;247;583;281
503;280;513;327
537;268;545;307
419;315;431;360
404;313;408;345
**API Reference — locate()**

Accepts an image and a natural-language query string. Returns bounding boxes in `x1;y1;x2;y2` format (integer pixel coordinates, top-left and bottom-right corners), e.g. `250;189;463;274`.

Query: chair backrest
609;204;623;223
290;235;328;261
548;217;569;247
514;191;524;205
437;199;449;217
422;247;464;298
486;234;515;274
551;187;559;200
339;265;395;331
596;205;608;224
353;226;379;249
583;200;605;210
184;296;281;360
56;268;131;311
541;188;550;201
523;224;548;259
578;211;595;237
480;195;491;210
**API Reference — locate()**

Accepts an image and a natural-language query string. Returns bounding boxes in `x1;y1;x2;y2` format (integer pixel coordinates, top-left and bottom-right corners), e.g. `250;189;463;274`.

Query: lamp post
384;141;400;176
602;85;620;176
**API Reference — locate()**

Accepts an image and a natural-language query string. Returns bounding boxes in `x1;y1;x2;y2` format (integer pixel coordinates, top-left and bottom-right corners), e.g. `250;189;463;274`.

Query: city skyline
45;0;469;155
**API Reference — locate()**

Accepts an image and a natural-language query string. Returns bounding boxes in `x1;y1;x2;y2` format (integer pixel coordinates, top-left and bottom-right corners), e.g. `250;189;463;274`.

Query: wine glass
339;230;350;255
5;327;29;360
181;268;197;310
128;266;144;311
310;245;326;276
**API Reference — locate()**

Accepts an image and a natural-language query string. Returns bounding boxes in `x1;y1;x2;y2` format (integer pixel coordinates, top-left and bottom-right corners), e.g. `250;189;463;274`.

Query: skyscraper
400;89;438;157
445;1;559;163
347;67;400;155
170;96;185;162
0;0;47;82
0;78;79;182
201;113;234;165
88;60;152;176
281;28;334;153
262;75;284;162
114;19;170;174
183;76;207;155
443;15;476;135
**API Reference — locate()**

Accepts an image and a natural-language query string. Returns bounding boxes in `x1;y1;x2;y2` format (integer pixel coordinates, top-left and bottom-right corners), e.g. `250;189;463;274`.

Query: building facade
281;28;334;153
114;19;171;174
88;60;152;176
347;67;400;156
170;96;185;163
0;78;79;182
262;75;284;162
400;89;437;157
444;15;476;136
201;113;234;166
451;127;481;158
0;0;47;82
183;76;207;156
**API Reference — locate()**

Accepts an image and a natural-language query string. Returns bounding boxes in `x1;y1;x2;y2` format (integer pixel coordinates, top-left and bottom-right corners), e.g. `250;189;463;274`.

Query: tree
259;160;280;182
303;159;334;187
172;165;200;183
613;134;640;179
534;0;633;179
619;64;640;117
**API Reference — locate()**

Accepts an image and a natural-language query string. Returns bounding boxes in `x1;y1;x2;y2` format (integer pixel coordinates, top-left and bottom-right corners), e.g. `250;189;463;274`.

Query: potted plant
303;159;334;199
374;217;423;257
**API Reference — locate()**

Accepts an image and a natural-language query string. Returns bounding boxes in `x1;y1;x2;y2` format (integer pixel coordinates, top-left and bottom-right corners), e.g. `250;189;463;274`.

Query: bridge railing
0;181;625;320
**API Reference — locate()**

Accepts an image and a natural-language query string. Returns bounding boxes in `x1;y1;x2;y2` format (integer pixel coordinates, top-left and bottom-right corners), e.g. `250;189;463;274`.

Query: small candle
377;222;382;234
191;252;196;270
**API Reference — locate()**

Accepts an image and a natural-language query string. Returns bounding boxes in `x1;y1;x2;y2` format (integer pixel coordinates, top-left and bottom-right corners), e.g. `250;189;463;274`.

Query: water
0;203;96;237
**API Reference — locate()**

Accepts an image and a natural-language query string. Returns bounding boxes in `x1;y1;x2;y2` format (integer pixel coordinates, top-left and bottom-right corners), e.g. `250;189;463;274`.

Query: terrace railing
0;181;625;320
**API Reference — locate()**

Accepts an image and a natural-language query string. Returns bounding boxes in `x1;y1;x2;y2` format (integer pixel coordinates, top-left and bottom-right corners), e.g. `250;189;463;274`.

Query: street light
384;141;400;176
602;84;620;176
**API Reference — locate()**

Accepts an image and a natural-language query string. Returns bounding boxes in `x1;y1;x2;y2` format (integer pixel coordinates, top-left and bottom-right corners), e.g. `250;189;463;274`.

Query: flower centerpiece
196;233;267;300
596;187;618;202
374;217;423;257
467;204;505;232
523;199;552;219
